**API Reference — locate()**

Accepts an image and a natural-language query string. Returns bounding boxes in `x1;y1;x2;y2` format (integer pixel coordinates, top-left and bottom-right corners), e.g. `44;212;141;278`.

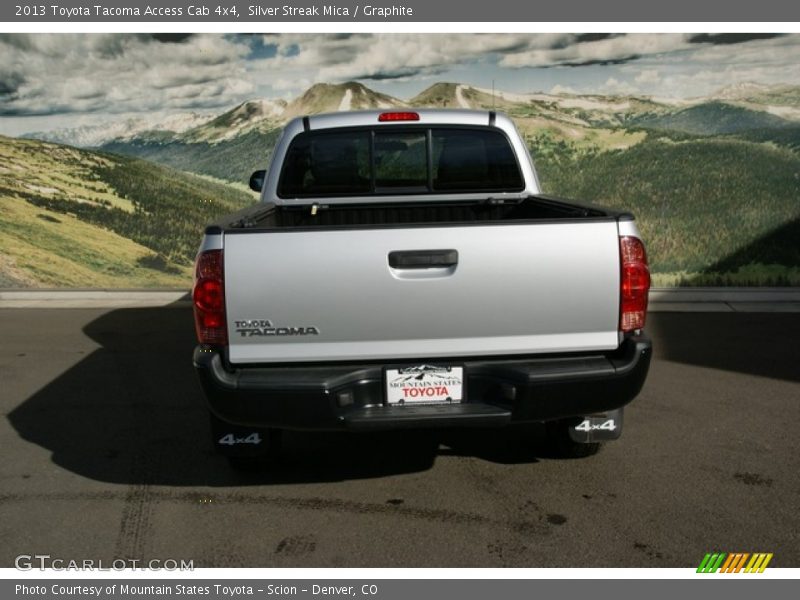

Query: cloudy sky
1;32;800;135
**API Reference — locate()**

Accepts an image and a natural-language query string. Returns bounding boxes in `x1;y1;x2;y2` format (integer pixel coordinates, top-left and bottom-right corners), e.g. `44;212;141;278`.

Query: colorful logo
697;553;773;573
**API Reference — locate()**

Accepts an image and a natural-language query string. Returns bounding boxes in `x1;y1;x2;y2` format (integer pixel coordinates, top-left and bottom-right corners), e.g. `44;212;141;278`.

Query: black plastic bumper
193;335;651;431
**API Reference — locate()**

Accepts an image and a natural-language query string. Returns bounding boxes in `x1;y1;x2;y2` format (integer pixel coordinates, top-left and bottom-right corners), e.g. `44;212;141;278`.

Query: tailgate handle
388;249;458;269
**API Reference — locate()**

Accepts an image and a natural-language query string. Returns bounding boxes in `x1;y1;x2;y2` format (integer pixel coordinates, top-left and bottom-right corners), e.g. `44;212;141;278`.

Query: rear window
278;127;524;198
279;131;371;196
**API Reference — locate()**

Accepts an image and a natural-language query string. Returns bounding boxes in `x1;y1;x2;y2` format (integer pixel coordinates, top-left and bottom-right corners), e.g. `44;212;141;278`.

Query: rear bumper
193;335;651;431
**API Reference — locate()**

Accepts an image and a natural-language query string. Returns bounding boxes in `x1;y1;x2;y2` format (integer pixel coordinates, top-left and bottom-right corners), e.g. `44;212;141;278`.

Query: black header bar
3;1;800;23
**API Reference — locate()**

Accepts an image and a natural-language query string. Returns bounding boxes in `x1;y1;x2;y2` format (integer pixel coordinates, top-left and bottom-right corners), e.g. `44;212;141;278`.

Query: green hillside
633;101;792;135
535;134;800;285
733;126;800;152
103;128;280;188
0;136;254;288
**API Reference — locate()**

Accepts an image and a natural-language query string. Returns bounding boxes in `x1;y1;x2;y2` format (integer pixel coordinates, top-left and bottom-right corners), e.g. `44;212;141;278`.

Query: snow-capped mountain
281;82;406;120
25;111;217;147
712;82;774;101
180;99;287;143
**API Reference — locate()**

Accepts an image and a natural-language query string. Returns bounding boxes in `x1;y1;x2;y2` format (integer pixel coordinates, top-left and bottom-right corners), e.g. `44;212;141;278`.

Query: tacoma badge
234;319;320;337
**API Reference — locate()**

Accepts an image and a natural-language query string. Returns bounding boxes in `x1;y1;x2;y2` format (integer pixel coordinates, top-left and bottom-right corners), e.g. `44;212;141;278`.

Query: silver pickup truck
192;109;652;467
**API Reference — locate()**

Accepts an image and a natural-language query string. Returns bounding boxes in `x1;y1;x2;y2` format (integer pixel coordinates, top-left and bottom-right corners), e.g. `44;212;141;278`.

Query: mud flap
567;408;624;444
208;412;276;457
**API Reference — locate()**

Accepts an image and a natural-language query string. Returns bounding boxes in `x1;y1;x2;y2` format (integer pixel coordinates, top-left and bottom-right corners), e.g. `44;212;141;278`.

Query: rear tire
545;419;601;458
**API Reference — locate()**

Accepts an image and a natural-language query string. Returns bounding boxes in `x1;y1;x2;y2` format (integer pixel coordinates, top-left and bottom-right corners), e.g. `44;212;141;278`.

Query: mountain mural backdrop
3;80;800;287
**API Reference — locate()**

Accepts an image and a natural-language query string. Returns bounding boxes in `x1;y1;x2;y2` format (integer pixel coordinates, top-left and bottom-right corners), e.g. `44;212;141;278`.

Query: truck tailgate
224;222;621;364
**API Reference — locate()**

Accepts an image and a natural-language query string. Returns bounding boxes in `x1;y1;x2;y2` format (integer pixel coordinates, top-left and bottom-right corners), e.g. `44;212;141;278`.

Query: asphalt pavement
0;306;798;568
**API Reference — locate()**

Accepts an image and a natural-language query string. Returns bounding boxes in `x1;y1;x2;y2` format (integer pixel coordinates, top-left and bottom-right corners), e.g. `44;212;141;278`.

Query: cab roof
289;109;508;133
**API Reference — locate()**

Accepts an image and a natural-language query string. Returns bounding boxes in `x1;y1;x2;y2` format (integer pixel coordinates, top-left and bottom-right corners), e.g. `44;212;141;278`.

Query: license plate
385;365;464;405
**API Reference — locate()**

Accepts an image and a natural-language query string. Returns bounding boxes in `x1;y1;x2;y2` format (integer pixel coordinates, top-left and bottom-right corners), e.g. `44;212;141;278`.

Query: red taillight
619;236;650;333
378;112;420;122
193;249;227;345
